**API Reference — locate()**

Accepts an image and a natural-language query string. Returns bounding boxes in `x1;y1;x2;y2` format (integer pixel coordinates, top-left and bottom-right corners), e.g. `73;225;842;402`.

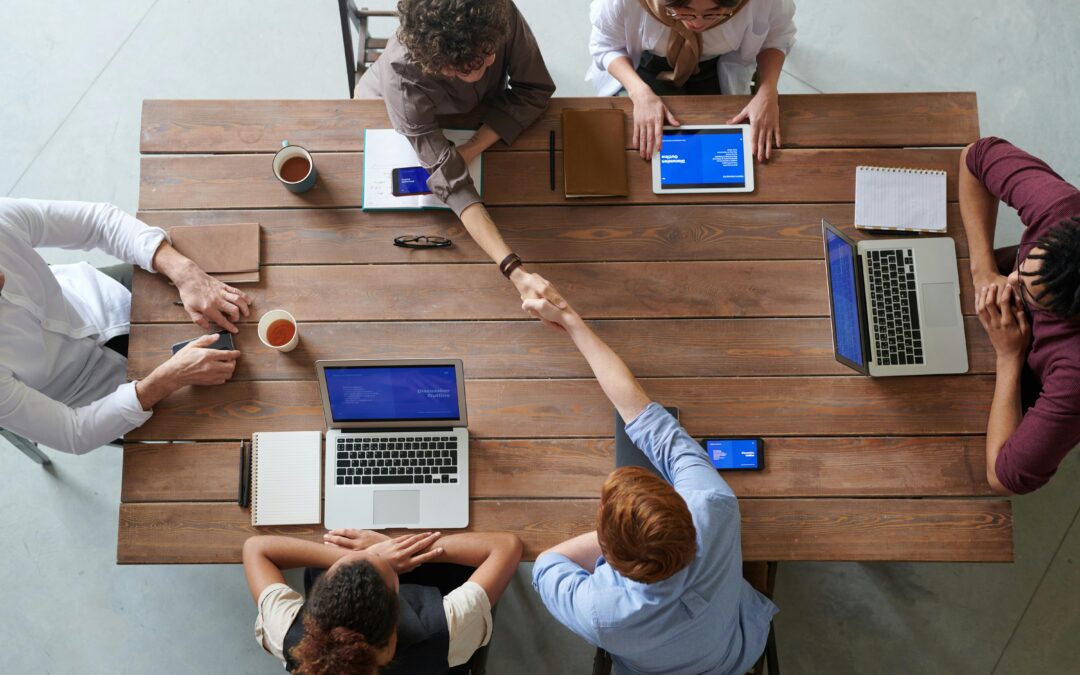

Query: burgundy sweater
966;137;1080;494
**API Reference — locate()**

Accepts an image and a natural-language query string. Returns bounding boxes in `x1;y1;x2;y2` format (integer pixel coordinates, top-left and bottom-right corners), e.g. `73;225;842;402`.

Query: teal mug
273;140;317;193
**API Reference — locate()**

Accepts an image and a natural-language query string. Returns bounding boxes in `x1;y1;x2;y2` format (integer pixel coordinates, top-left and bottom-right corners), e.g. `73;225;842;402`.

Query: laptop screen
324;364;462;423
824;226;867;368
658;128;746;189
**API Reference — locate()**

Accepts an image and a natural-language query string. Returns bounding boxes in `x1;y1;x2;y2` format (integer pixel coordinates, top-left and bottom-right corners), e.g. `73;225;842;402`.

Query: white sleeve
589;0;631;72
761;0;797;54
443;581;494;667
254;583;305;668
0;372;152;455
1;198;168;272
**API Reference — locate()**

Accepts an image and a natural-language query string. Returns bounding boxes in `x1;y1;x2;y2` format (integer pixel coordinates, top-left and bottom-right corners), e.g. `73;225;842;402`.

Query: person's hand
629;87;680;160
175;266;253;334
163;333;241;387
976;284;1031;361
367;532;445;574
322;528;390;551
510;269;567;327
727;86;781;161
522;298;579;333
972;270;1010;303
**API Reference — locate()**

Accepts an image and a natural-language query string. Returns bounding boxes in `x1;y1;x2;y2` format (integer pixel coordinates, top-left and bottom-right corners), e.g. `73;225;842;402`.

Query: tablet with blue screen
651;124;754;194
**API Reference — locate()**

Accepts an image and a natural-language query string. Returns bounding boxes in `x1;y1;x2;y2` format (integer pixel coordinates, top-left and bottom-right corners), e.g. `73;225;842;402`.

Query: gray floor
1;1;1078;673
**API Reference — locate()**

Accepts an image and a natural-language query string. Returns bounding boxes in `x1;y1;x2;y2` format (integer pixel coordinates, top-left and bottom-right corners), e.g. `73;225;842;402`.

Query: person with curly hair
959;136;1080;495
588;0;796;161
523;287;777;674
358;0;563;316
243;529;521;674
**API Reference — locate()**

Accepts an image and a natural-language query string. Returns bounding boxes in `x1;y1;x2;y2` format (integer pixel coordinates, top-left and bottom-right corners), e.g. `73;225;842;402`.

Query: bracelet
499;252;523;279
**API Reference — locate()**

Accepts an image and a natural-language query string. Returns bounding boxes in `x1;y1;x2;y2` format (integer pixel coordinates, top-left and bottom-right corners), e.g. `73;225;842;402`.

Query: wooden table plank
117;498;1012;564
121;435;994;502
124;376;993;442
137;203;972;262
129;260;977;323
140;93;979;154
126;318;996;382
138;148;962;210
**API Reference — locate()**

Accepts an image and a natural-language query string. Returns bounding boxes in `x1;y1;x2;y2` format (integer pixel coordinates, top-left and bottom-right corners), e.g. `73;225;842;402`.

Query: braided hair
1023;217;1080;318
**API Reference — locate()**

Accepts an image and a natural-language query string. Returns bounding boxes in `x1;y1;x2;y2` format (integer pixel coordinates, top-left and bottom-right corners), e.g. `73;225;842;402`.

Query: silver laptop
821;219;968;376
317;359;469;530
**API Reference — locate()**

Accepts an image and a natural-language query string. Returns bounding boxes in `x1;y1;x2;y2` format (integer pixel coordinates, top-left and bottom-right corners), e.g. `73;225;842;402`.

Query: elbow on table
985;465;1016;497
495;532;524;564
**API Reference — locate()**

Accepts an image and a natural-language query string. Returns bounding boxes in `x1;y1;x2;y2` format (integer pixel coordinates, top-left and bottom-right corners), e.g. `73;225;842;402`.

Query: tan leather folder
168;222;260;284
562;109;628;198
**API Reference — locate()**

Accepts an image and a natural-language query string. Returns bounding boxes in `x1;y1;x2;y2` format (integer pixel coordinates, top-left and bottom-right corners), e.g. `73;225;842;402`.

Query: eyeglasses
1014;242;1041;313
664;7;739;23
393;235;453;249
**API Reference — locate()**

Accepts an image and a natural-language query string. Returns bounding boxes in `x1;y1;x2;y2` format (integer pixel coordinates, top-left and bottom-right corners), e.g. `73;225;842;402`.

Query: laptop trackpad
922;283;960;327
373;490;421;525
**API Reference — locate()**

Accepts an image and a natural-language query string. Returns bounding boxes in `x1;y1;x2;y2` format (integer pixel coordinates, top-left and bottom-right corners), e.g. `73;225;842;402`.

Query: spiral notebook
854;165;947;233
250;431;322;526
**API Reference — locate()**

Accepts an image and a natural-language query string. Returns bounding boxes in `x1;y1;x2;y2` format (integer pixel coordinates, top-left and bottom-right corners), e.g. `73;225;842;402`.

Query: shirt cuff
623;401;664;437
444;184;483;218
136;227;170;274
481;106;526;146
116;381;154;427
600;50;630;72
443;581;493;667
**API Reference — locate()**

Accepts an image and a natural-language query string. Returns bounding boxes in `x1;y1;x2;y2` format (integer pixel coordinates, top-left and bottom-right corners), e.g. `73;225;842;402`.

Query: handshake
510;270;580;331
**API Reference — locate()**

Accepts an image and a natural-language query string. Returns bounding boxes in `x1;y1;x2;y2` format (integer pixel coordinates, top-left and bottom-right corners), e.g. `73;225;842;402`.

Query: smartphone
170;330;235;355
391;166;432;196
703;437;764;471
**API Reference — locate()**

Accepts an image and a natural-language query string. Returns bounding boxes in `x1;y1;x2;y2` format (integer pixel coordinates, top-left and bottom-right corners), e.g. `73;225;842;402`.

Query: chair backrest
337;0;398;98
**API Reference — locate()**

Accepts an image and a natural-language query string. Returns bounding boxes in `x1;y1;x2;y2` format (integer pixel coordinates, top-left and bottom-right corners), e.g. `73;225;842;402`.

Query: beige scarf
637;0;747;87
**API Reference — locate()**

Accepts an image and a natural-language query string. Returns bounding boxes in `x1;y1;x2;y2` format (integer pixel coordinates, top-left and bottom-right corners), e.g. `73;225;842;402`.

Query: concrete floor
2;1;1078;673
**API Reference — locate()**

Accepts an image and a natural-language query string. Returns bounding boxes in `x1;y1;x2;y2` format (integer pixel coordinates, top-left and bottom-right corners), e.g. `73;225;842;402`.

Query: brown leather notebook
562;109;628;198
168;223;260;284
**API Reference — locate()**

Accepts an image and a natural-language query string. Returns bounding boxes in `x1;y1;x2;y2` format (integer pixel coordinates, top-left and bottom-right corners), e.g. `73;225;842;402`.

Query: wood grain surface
140;93;979;154
138;148;961;210
117;498;1011;564
121;435;993;502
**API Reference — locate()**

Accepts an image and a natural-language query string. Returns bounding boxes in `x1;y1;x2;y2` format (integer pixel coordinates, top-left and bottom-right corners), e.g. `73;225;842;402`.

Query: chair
591;562;780;675
1;428;51;465
337;0;397;98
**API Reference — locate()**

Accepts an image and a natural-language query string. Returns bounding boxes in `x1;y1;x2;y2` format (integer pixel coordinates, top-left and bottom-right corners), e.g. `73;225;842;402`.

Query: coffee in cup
257;309;300;352
273;141;317;193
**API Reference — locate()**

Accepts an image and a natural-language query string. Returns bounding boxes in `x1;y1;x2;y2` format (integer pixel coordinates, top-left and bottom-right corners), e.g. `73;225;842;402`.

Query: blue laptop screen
825;228;866;367
324;365;460;422
658;128;746;189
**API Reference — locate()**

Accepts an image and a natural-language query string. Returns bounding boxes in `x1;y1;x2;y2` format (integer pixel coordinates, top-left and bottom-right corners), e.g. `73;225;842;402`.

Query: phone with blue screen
392;166;432;196
703;437;764;471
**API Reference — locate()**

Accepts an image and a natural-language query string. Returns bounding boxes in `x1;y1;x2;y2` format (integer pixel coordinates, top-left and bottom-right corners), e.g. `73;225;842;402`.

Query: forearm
543;531;601;573
458;126;501;166
563;314;650;422
959;146;1001;276
607;56;651;99
437;532;522;605
151;241;201;283
243;536;350;602
985;358;1023;494
135;361;181;410
755;48;785;92
459;203;514;265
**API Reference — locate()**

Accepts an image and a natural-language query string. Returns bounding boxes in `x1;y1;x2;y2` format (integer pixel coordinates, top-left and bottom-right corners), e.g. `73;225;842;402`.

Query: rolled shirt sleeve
761;0;797;54
254;583;305;667
623;402;734;496
531;553;601;645
481;9;555;145
443;581;494;667
589;0;632;73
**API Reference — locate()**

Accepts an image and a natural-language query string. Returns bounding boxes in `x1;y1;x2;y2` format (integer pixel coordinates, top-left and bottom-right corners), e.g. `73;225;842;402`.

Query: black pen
549;129;556;191
237;441;246;506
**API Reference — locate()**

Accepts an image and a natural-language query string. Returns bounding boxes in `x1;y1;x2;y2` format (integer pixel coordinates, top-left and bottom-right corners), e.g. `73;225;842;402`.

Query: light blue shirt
532;403;778;675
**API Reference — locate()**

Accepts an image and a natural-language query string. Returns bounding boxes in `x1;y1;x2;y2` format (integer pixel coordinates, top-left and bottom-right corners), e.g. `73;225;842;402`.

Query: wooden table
119;94;1012;564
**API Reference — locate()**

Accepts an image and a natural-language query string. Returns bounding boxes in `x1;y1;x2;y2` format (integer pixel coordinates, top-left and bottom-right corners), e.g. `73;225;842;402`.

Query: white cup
257;309;299;352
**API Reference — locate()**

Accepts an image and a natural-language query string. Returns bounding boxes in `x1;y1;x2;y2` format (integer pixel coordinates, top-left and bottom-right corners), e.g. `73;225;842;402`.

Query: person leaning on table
243;529;521;674
588;0;796;161
0;198;249;455
523;288;777;675
958;137;1080;495
357;0;566;315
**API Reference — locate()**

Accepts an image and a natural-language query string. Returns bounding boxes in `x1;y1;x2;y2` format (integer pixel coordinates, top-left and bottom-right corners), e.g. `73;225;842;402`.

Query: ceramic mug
272;140;317;193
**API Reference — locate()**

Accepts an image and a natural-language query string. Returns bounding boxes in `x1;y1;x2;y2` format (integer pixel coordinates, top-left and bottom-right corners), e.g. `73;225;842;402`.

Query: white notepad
361;128;482;210
854;165;947;233
251;431;322;526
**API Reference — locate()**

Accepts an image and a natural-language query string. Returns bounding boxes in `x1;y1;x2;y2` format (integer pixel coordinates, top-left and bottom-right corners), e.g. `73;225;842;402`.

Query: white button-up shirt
0;198;168;454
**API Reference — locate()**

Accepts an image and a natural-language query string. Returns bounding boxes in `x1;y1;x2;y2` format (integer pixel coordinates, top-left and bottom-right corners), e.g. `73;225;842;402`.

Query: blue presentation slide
395;166;431;195
826;230;866;366
707;439;761;470
326;365;459;421
659;129;746;188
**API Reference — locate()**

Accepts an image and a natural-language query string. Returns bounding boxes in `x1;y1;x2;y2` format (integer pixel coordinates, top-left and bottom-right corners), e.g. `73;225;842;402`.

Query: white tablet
651;124;755;194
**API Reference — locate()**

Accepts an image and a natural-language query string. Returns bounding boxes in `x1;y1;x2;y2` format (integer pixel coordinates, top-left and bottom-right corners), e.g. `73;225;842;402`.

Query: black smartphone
702;437;764;471
170;330;235;355
391;166;432;196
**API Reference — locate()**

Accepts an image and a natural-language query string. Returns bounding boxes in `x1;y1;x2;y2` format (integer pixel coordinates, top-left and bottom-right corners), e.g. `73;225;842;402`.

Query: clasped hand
324;529;445;573
976;284;1031;360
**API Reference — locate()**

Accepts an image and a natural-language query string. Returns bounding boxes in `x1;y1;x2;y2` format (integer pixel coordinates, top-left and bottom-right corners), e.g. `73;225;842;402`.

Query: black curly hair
396;0;511;76
1023;217;1080;318
291;559;398;675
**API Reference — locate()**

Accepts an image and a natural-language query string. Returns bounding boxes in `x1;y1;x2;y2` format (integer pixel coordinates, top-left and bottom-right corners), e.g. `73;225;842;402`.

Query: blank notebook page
855;166;947;233
251;431;322;526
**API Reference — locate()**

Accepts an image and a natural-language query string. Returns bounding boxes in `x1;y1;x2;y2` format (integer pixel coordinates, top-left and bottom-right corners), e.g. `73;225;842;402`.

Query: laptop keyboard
866;249;925;366
336;435;460;486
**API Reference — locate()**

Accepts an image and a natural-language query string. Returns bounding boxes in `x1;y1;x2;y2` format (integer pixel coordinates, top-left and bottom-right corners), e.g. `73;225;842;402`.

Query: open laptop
316;359;469;530
821;219;968;376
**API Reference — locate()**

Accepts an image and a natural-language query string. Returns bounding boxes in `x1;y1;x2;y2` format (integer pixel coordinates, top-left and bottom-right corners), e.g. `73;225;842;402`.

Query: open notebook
854;165;947;233
250;431;322;526
362;128;482;210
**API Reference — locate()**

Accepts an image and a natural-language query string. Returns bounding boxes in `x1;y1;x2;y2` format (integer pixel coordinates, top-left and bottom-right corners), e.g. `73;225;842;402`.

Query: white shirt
0;198;168;454
587;0;797;95
254;581;494;669
652;25;735;60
